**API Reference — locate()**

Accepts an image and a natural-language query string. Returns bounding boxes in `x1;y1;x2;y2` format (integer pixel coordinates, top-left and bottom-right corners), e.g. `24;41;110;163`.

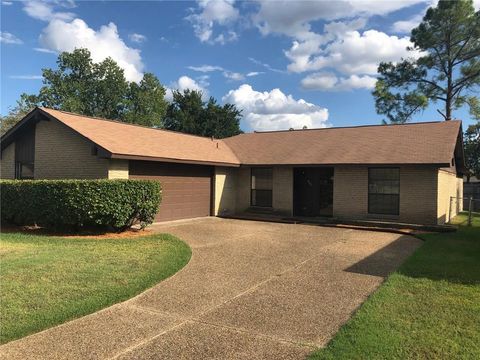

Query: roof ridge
247;120;461;134
38;107;226;142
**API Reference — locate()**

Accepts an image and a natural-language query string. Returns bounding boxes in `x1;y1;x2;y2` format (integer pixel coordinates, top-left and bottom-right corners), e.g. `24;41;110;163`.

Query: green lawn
0;232;191;344
310;212;480;360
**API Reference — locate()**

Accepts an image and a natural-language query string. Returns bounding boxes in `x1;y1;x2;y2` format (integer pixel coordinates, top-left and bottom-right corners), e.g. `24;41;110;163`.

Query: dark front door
294;167;334;217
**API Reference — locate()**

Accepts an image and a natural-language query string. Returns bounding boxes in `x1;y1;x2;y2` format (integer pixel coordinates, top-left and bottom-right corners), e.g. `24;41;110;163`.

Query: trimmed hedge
0;179;161;231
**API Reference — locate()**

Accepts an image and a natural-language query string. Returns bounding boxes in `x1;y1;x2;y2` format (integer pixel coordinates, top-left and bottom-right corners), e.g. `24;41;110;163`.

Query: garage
130;161;213;222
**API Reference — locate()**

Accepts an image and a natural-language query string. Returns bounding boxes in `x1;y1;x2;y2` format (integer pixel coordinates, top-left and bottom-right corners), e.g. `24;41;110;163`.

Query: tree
38;49;128;119
373;0;480;123
164;90;242;138
0;94;39;135
2;48;168;129
203;98;243;138
464;122;480;182
124;73;167;127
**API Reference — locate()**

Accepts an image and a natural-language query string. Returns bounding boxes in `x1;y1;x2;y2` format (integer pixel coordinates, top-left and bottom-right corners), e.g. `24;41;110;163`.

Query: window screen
251;167;273;207
368;168;400;215
15;162;34;180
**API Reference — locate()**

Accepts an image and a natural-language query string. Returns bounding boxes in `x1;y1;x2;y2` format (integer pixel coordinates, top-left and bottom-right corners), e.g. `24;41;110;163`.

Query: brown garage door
130;161;213;222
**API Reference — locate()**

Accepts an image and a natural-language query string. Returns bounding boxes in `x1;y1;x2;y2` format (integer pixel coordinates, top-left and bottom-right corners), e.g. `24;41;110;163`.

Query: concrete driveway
0;218;421;360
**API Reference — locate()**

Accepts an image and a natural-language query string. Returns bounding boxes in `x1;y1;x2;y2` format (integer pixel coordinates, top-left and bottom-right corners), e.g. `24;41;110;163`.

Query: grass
0;231;191;344
310;212;480;360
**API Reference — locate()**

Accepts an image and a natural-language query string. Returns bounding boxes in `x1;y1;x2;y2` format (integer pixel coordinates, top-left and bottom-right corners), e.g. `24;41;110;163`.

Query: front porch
224;165;335;219
214;164;445;226
219;209;456;234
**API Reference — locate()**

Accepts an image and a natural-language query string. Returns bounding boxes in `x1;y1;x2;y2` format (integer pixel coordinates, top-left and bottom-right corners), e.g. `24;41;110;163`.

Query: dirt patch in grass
0;224;153;239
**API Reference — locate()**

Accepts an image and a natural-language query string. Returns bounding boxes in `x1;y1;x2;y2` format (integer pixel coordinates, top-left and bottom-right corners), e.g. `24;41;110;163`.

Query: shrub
0;179;161;231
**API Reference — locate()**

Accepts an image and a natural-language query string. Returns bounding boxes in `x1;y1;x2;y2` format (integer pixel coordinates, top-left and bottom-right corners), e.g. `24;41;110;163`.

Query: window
15;162;34;180
368;168;399;215
14;126;35;180
251;167;273;207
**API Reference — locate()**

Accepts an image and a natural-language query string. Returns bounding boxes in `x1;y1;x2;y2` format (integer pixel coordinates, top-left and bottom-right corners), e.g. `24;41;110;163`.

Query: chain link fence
448;196;480;226
464;182;480;211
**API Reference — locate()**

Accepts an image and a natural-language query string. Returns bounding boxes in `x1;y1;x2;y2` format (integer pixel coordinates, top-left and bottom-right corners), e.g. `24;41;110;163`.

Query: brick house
0;107;465;225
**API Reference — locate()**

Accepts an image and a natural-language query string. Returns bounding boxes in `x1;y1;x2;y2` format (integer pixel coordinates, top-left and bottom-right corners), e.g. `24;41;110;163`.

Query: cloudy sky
1;0;478;131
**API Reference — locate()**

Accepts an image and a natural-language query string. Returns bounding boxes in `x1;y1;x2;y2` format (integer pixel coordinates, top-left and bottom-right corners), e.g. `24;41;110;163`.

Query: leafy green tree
124;73;167;127
38;49;128;119
2;48;168;130
203;98;243;138
464;122;480;182
0;94;39;135
164;90;242;138
373;0;480;123
164;90;205;134
467;96;480;120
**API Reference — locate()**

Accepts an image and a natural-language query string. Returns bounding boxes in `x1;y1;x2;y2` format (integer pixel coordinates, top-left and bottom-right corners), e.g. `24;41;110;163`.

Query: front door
293;167;334;217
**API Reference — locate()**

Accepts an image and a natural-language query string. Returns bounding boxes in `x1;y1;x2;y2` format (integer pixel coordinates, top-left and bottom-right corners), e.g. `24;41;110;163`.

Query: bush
0;179;161;231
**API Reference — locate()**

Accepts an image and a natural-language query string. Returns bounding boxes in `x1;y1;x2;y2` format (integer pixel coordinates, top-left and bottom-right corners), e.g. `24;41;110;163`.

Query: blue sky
1;0;478;132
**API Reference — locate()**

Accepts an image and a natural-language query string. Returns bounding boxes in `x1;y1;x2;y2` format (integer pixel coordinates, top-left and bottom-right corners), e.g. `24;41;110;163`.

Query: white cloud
211;30;238;45
251;1;427;92
188;64;252;81
34;47;58;54
2;1;13;5
188;65;224;72
23;0;75;22
176;75;206;92
9;75;43;80
392;0;480;33
246;71;264;77
195;74;210;88
248;57;286;74
391;14;423;33
223;84;329;131
223;71;244;81
252;0;423;38
165;75;209;101
0;32;23;44
129;33;147;43
301;72;377;91
349;0;425;15
187;0;239;44
40;19;144;82
286;28;419;75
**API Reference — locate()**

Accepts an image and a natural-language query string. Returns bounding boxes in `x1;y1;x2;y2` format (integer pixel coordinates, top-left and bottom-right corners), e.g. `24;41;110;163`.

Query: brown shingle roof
223;121;462;166
39;108;241;166
3;108;461;168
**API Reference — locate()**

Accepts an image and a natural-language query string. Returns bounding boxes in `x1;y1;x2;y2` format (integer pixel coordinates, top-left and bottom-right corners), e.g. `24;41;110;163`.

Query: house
0;107;465;225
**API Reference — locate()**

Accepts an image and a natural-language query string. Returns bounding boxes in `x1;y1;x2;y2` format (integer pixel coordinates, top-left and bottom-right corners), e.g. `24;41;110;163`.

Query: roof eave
110;153;240;167
238;162;452;167
1;107;41;151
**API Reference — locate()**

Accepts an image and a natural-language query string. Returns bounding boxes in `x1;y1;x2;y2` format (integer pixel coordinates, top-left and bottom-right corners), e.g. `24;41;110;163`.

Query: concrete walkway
0;218;422;360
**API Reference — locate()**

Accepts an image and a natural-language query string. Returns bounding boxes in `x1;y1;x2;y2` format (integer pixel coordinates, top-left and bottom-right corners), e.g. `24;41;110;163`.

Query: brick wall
0;142;15;179
333;166;368;219
333;165;439;225
399;166;438;224
235;166;251;212
35;119;108;179
214;167;237;215
437;169;463;224
108;159;129;179
272;166;293;215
